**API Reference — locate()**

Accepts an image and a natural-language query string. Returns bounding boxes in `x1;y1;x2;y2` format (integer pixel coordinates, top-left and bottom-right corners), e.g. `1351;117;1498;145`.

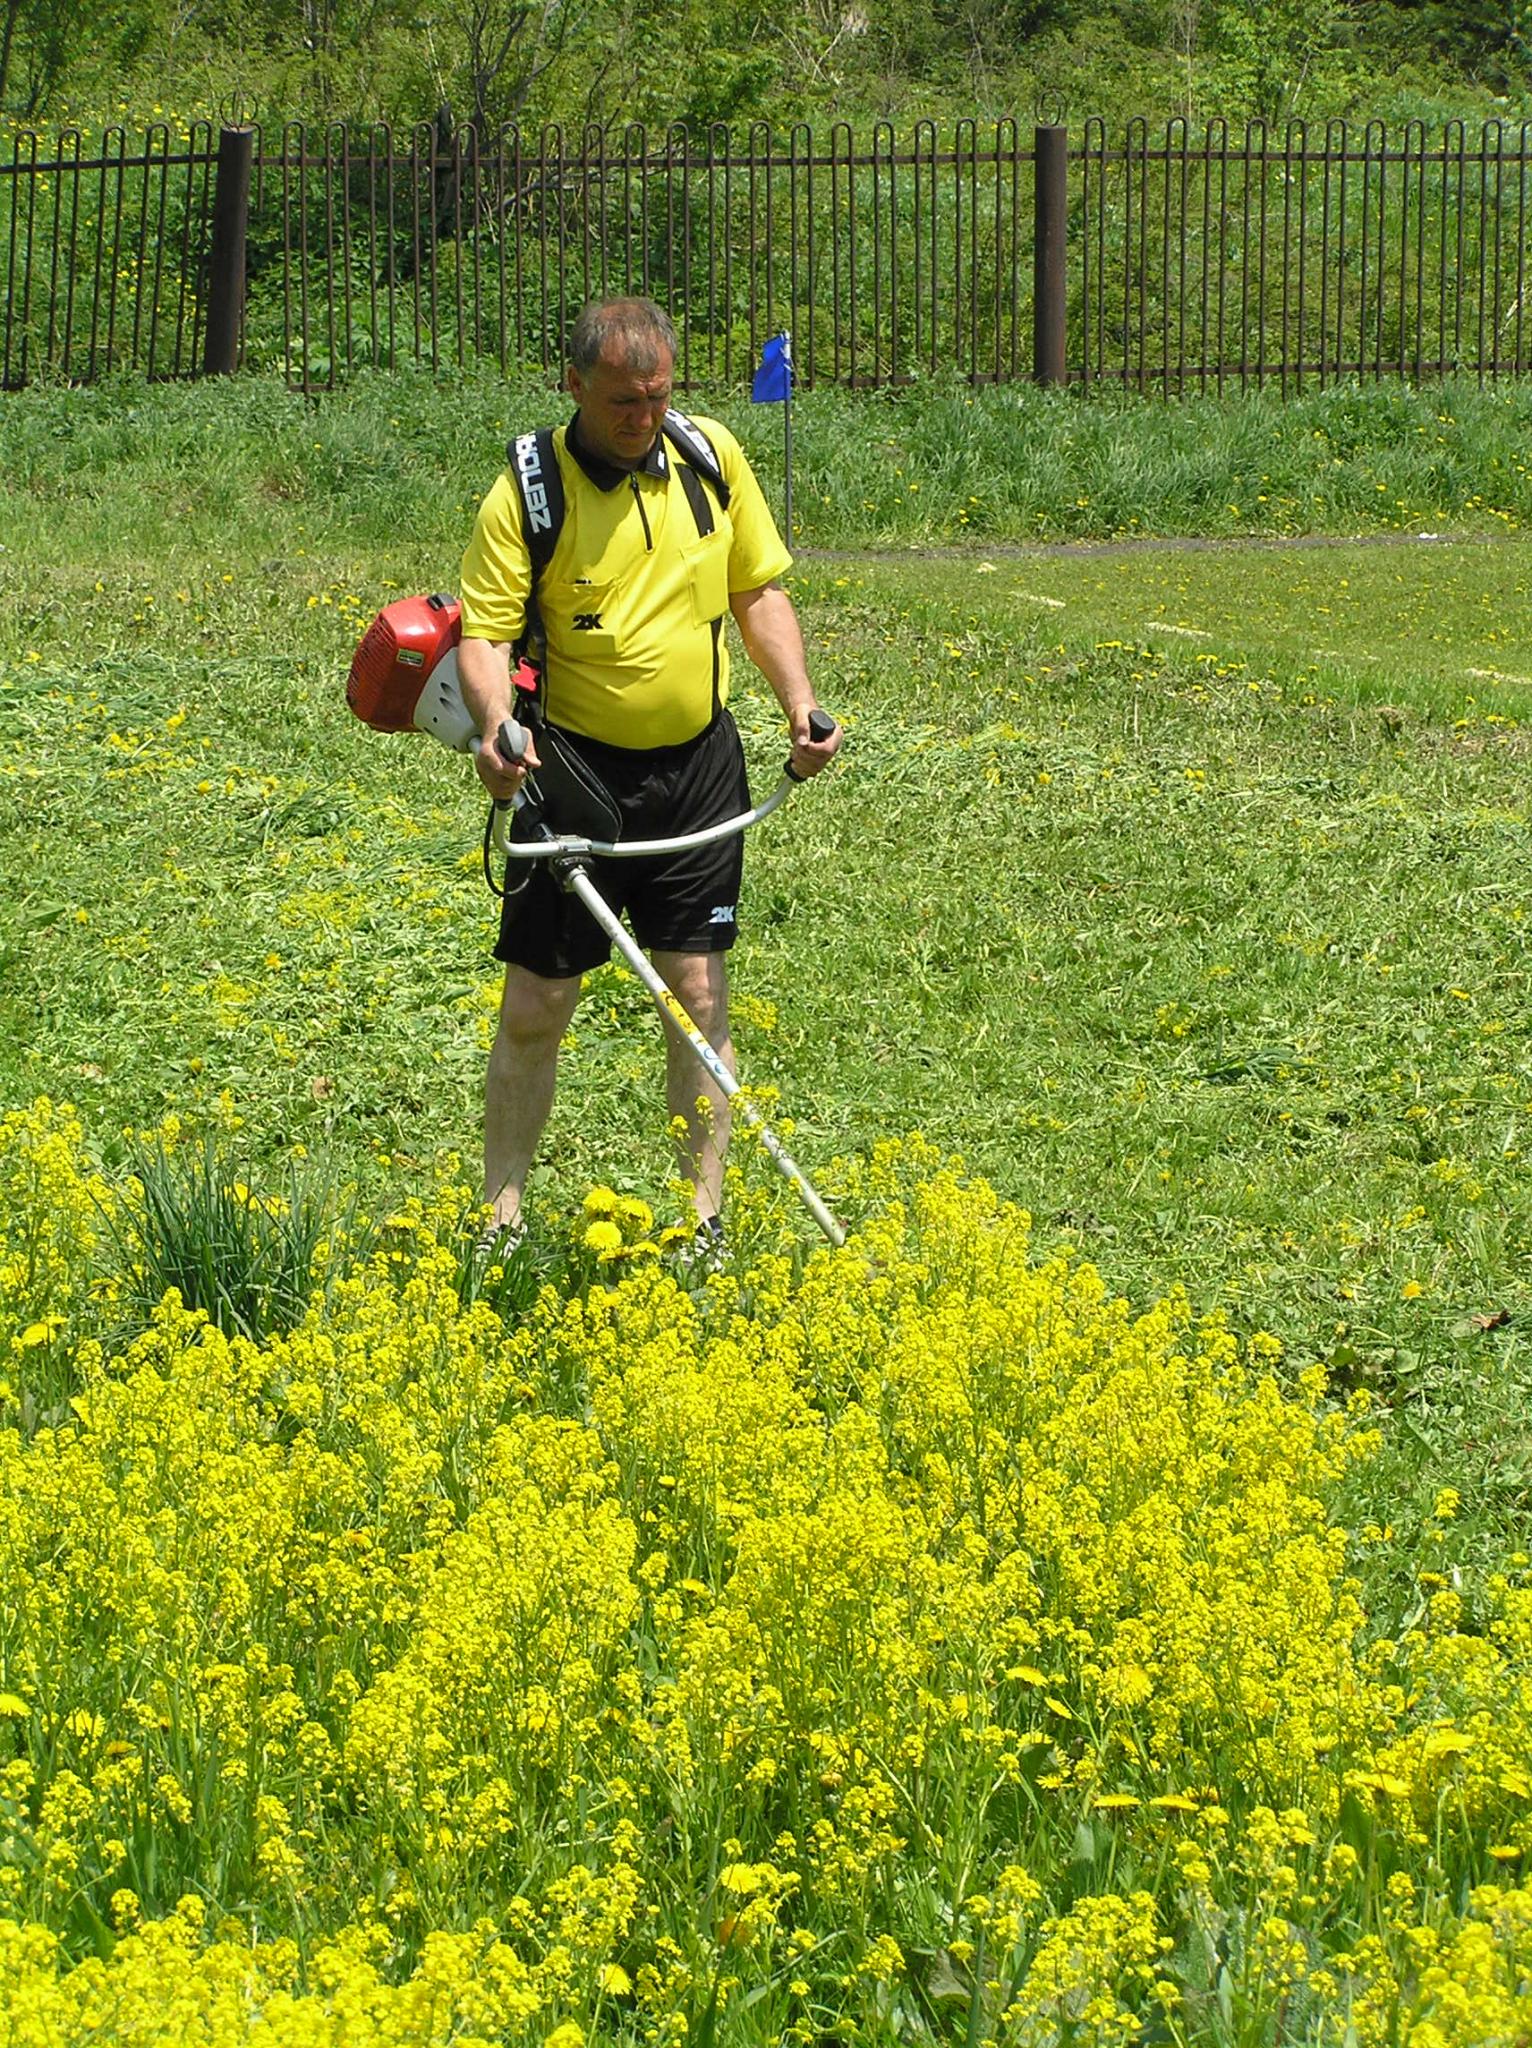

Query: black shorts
495;709;752;980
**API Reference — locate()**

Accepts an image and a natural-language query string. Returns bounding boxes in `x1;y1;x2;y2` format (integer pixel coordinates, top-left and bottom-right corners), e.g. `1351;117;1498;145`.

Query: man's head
566;297;677;470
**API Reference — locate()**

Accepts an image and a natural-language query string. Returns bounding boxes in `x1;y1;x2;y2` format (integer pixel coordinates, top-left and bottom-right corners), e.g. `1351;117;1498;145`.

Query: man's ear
565;363;583;404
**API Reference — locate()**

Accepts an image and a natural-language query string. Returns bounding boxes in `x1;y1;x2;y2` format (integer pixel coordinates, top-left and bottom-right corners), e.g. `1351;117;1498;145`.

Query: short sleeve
694;417;794;593
459;472;534;642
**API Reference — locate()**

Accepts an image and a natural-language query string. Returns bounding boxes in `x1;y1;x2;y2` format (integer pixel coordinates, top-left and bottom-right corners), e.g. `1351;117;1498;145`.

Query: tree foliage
1;0;153;118
3;0;1527;128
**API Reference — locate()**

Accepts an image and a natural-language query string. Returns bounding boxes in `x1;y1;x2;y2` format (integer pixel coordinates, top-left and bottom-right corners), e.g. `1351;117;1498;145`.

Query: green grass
4;365;1532;581
4;369;1532;1623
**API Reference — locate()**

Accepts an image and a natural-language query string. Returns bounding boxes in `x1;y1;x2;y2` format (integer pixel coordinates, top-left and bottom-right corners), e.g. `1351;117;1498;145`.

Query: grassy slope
4;370;1532;1606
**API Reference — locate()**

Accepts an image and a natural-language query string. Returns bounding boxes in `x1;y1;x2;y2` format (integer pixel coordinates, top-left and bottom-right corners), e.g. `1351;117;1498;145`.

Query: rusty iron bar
3;130;33;386
1080;116;1103;386
175;118;215;375
1033;124;1066;385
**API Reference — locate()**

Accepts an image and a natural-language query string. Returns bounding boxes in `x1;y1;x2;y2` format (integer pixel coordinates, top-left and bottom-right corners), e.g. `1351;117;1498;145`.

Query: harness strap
675;459;715;538
506;427;563;664
661;408;731;509
674;440;724;719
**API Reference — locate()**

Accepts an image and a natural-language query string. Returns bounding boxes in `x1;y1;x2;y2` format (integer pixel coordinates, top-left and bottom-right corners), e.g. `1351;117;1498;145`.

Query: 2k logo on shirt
573;612;604;631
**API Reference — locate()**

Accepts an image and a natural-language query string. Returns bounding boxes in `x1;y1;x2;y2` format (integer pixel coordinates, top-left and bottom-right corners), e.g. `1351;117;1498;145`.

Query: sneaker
669;1213;727;1278
476;1217;527;1268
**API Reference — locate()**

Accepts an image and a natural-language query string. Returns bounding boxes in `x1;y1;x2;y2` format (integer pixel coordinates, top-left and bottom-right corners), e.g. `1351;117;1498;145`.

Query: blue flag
752;332;793;402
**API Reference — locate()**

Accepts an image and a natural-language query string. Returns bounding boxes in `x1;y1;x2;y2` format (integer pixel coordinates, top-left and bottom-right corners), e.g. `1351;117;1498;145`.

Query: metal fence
4;116;1532;394
256;117;1040;390
1078;116;1532;392
1;121;217;387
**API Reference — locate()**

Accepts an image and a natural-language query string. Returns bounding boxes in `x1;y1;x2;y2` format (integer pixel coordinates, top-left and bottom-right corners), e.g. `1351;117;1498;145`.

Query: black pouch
515;721;623;845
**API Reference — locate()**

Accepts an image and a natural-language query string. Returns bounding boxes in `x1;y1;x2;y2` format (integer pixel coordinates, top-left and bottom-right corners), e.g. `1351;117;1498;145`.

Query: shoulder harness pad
504;410;731;572
660;408;730;510
506;427;564;592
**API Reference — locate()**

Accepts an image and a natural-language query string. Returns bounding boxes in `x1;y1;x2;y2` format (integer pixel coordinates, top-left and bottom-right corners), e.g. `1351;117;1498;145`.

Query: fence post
1033;124;1067;386
203;125;255;376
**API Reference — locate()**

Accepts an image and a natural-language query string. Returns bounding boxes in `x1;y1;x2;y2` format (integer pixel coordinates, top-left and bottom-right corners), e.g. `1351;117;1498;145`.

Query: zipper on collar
629;471;654;551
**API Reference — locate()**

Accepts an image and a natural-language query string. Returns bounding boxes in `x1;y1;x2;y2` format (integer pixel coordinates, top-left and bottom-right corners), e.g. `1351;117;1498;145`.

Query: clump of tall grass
105;1137;376;1342
783;372;1532;545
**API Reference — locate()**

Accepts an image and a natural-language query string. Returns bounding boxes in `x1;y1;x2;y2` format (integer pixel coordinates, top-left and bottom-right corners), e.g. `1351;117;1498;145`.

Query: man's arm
459;468;541;795
729;581;841;779
458;636;540;797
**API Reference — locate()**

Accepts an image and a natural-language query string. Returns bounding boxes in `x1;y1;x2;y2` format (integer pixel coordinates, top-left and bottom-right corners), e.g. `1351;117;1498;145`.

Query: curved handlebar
490;708;839;863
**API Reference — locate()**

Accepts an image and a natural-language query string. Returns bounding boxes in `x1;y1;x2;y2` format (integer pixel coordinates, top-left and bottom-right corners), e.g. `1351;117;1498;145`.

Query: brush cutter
348;595;846;1247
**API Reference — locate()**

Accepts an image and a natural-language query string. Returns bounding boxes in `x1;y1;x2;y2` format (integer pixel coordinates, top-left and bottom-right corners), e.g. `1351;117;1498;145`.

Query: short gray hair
567;297;677;375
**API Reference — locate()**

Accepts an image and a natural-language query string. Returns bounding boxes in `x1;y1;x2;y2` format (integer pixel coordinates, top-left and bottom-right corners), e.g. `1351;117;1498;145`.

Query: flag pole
782;334;794;542
752;330;795;540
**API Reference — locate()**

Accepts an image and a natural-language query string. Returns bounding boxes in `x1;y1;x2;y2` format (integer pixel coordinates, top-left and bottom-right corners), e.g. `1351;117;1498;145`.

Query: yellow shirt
459;413;792;749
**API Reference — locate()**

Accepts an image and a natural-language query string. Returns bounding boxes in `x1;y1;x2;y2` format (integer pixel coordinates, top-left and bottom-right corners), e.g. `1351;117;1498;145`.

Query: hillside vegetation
3;1;1531;138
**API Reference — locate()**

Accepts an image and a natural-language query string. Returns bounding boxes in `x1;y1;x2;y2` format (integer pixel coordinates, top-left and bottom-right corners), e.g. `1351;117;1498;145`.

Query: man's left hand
790;709;842;780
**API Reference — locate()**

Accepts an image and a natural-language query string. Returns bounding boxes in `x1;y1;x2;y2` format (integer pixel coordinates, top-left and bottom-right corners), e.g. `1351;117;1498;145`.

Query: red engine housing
346;592;461;732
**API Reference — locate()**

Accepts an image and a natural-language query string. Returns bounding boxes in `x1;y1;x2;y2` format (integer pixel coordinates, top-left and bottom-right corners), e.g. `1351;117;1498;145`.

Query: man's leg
653;949;733;1223
484;965;584;1227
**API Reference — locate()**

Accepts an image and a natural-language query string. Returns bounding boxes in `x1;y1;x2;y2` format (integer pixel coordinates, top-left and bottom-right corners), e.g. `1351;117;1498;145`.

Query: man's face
567;344;674;469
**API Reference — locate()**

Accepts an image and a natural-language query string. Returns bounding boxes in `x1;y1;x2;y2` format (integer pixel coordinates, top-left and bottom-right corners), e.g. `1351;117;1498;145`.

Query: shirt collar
566;411;669;491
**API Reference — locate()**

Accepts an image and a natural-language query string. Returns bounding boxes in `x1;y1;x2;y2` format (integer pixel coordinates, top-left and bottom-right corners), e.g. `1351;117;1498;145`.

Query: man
457;296;840;1248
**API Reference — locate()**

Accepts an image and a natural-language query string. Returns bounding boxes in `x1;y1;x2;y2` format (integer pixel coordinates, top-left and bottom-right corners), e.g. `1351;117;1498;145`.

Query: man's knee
494;968;582;1057
658;952;729;1038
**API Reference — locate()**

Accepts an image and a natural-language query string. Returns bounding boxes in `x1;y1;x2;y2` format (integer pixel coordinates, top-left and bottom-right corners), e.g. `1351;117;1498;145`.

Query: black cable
483;801;529;900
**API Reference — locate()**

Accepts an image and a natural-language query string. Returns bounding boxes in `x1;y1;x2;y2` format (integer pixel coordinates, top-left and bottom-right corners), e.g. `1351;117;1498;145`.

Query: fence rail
4;117;1532;395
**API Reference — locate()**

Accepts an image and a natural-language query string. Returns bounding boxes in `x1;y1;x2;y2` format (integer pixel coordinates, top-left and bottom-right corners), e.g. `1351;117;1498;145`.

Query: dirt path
798;528;1529;562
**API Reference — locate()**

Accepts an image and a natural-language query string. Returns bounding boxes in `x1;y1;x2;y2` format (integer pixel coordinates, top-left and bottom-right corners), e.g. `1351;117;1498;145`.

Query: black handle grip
786;707;838;782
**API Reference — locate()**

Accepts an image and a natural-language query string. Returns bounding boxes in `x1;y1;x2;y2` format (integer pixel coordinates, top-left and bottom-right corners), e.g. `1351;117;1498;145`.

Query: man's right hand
475;722;540;800
459;636;540;799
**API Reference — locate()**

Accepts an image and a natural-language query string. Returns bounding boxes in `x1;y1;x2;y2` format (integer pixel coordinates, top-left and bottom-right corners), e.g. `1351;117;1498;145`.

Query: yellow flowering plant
3;1105;1532;2044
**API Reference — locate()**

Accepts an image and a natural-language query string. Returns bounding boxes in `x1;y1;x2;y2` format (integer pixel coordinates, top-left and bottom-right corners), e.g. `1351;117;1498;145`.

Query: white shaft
563;867;846;1249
